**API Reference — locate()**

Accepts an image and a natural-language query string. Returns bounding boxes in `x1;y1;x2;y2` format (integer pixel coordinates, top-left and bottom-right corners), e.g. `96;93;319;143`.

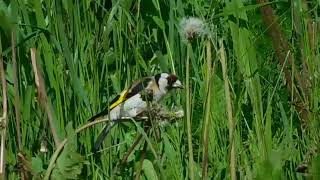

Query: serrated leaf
52;151;87;179
50;122;87;179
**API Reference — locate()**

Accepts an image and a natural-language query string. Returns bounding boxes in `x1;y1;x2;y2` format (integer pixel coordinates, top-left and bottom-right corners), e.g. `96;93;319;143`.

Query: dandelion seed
179;17;207;42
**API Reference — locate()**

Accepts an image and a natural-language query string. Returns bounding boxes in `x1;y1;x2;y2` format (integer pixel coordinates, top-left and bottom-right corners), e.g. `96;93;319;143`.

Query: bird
90;73;183;152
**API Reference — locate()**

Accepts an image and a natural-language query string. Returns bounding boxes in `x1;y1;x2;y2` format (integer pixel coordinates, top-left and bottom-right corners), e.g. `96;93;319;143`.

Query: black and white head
155;73;183;92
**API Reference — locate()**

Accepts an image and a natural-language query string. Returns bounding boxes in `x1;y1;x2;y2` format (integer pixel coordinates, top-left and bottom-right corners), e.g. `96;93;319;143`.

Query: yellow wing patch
109;89;128;110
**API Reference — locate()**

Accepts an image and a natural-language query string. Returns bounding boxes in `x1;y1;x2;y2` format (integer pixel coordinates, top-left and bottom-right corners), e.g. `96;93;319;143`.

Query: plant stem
219;39;236;180
135;140;148;180
12;31;23;153
121;133;144;165
30;48;61;147
0;40;8;179
202;40;215;180
186;43;194;180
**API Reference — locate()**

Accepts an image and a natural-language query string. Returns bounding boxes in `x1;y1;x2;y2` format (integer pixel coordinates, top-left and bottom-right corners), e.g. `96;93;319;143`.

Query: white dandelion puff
179;17;207;42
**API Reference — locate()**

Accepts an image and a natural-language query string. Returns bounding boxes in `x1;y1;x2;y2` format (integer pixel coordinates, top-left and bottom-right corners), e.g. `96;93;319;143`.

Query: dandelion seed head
179;17;207;42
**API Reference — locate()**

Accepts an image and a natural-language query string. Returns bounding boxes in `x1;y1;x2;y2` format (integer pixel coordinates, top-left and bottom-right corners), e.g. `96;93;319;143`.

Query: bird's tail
88;108;109;122
93;121;117;153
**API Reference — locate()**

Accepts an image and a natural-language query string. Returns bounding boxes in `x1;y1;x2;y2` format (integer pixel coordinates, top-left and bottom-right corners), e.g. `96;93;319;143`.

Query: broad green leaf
32;156;44;175
0;1;12;35
142;159;158;180
219;2;273;19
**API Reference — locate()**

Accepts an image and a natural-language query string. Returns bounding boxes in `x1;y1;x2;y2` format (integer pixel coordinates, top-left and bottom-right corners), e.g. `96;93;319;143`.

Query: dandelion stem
186;43;194;180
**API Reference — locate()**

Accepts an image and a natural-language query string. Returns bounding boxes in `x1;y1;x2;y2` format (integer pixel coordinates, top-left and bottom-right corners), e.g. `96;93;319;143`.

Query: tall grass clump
219;39;237;180
201;37;215;180
179;17;208;180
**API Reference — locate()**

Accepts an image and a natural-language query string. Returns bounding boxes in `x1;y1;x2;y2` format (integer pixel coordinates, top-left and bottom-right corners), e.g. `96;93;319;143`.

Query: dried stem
0;46;8;179
30;48;60;147
256;0;309;125
220;39;236;180
17;153;33;179
121;133;143;165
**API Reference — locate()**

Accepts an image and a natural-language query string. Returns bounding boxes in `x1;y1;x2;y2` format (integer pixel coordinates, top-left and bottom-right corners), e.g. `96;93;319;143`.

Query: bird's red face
155;73;184;91
166;74;183;90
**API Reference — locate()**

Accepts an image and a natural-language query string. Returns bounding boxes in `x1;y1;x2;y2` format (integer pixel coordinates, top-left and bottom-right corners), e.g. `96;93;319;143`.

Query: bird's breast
109;93;147;120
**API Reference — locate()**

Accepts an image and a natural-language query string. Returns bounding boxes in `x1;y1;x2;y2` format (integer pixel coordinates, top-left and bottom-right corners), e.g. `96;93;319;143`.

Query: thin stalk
12;30;26;180
186;43;194;180
12;31;23;152
164;34;176;74
219;39;236;180
135;140;148;180
0;41;8;179
299;0;312;103
202;40;215;180
30;48;60;147
121;133;144;165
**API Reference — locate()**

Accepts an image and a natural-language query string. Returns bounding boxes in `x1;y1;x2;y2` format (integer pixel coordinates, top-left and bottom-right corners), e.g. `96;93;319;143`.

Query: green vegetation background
0;0;319;179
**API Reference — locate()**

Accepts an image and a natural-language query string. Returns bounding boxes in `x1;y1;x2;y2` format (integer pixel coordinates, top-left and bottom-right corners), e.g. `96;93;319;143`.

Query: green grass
0;0;319;179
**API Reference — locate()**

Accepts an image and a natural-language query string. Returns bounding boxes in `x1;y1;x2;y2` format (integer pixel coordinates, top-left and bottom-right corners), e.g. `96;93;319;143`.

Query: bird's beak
172;80;184;89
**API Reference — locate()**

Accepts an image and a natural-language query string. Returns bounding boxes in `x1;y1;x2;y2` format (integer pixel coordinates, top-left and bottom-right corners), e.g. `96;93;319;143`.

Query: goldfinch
90;73;183;152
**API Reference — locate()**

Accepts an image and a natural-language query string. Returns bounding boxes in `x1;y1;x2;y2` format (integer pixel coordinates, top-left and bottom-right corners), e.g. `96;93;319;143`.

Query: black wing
88;77;152;122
